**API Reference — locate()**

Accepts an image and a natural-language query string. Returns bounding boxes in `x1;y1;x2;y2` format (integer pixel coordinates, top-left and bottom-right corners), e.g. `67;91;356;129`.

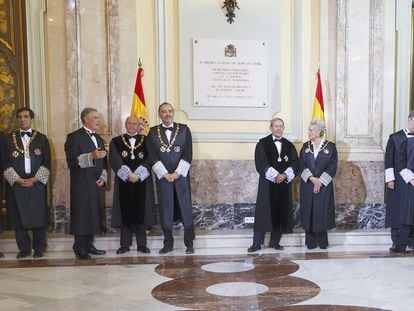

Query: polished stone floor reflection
0;245;412;310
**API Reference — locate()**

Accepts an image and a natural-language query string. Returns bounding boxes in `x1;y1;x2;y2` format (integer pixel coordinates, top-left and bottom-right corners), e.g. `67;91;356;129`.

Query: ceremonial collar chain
13;130;37;155
157;123;180;153
121;134;144;149
307;139;328;154
121;134;144;160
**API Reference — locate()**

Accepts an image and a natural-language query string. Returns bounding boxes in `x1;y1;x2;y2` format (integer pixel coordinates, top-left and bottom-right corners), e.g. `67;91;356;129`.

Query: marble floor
0;242;413;311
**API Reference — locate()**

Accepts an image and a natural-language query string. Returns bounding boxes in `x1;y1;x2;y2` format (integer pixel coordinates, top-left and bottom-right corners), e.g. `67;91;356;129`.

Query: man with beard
146;102;195;254
110;116;155;254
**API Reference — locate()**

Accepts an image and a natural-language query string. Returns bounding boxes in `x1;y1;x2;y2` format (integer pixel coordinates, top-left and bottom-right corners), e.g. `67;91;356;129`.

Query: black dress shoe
137;246;150;253
307;244;317;250
185;247;194;254
319;245;328;250
159;247;173;254
76;252;91;260
273;244;284;250
16;250;31;259
33;251;43;258
389;247;412;254
88;245;106;255
247;245;261;253
116;247;130;254
0;252;4;258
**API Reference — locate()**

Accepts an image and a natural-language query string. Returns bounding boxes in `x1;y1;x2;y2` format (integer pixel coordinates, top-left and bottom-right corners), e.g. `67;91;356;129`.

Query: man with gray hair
248;117;299;252
65;107;108;260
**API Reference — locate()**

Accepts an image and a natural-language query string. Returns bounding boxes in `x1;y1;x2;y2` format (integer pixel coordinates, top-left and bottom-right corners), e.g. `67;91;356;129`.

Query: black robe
0;131;5;233
299;140;337;232
64;128;107;235
4;130;51;229
384;130;406;228
109;134;156;228
146;123;193;230
254;135;299;233
395;134;414;225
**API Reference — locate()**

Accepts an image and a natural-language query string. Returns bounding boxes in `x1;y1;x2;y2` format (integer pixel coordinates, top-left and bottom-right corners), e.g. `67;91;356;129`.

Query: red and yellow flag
311;69;325;122
131;66;149;134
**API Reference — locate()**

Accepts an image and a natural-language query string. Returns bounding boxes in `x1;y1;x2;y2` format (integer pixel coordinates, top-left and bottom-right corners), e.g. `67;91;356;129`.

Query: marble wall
49;159;386;234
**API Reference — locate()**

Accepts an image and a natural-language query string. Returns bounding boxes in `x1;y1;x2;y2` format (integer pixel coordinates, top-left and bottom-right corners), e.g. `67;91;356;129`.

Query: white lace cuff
3;167;20;186
77;152;94;168
35;166;50;185
99;169;108;184
135;165;150;181
175;160;191;177
385;168;395;183
284;167;295;183
117;165;132;182
319;172;333;186
301;168;313;182
152;161;168;180
400;168;414;184
265;167;278;183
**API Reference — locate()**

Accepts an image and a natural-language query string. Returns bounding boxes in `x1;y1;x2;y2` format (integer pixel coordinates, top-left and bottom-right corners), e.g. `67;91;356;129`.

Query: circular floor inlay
201;261;255;273
206;282;269;297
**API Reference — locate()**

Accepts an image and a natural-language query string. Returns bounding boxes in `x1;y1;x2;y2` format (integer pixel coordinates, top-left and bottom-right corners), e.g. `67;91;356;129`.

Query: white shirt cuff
265;167;279;183
117;165;132;182
152;161;168;180
385;168;395;183
175;160;191;177
135;165;150;181
400;168;414;184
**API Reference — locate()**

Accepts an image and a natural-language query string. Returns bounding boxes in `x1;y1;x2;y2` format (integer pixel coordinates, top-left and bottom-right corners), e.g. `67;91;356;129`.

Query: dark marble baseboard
49;203;387;234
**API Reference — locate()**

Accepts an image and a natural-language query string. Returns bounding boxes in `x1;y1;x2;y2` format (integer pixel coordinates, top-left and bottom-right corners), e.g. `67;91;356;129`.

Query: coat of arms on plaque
224;44;237;57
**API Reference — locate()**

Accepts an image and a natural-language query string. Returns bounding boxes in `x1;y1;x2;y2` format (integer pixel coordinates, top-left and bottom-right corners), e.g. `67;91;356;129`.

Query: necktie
127;134;138;139
89;132;95;138
274;137;281;142
21;131;31;137
163;127;173;132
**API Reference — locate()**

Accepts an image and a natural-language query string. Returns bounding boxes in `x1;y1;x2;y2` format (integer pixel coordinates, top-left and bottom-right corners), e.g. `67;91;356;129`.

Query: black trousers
399;224;414;250
163;226;195;249
15;226;46;253
73;235;94;254
9;196;47;253
120;225;146;248
252;231;282;246
305;231;328;248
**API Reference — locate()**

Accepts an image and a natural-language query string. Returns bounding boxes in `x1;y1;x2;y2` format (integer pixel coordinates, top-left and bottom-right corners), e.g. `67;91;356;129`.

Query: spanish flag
131;66;149;134
311;69;325;122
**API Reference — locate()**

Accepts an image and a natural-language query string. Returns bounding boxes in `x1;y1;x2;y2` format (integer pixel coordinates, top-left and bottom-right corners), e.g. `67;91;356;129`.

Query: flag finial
138;58;143;68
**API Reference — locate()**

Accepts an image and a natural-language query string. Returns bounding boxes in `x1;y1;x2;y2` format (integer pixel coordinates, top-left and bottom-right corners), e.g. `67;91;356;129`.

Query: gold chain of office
157;124;180;153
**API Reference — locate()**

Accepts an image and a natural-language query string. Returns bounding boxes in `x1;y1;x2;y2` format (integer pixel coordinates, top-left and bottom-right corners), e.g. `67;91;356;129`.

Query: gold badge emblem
138;152;144;159
121;150;128;158
284;155;289;162
12;150;20;158
34;148;42;156
323;149;330;154
174;146;181;153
